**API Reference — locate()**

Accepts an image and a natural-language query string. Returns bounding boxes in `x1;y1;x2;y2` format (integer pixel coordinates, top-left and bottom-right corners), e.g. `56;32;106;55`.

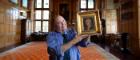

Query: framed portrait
77;10;101;35
59;3;69;21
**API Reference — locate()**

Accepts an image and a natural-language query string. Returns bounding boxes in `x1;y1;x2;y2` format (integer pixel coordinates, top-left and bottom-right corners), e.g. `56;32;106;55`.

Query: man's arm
61;35;88;52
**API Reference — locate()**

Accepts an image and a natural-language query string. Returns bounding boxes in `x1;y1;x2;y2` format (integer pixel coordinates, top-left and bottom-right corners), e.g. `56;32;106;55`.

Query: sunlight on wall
104;10;117;34
138;0;140;48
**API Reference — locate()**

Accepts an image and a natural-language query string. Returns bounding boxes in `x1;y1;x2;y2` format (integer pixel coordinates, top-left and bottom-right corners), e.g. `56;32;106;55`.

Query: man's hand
73;35;89;43
62;34;89;52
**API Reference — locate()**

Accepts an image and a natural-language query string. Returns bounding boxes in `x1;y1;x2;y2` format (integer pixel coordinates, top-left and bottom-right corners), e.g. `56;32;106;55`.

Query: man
47;15;89;60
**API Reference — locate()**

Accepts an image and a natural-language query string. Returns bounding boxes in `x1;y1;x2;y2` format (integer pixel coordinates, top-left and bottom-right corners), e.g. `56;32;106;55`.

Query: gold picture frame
77;10;101;35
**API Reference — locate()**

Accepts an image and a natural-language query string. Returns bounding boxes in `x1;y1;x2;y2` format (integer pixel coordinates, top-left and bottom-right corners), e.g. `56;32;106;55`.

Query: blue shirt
47;28;87;60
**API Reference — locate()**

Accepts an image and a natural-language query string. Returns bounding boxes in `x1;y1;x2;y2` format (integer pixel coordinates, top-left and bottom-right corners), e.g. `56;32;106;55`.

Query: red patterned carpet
0;41;119;60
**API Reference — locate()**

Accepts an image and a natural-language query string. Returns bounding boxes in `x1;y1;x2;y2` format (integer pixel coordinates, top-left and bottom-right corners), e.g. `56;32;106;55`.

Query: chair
47;47;57;60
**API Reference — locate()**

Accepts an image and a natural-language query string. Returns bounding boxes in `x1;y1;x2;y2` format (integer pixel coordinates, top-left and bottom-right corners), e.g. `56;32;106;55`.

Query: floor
0;43;21;53
0;41;119;60
98;43;139;60
0;41;139;60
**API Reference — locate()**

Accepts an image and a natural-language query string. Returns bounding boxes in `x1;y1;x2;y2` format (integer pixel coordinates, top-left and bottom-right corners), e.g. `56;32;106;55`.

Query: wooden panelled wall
49;0;79;31
49;0;101;31
0;0;21;49
117;0;140;57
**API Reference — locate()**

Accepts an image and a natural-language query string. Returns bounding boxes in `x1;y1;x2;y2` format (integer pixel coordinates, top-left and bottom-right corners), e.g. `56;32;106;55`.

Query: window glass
10;0;18;4
44;0;49;8
88;0;94;8
36;0;42;8
35;21;41;32
22;0;28;8
43;10;49;20
81;0;86;9
35;10;41;19
43;21;48;32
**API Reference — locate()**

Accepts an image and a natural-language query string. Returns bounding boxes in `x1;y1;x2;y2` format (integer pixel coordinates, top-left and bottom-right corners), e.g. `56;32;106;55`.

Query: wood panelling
49;0;76;31
49;0;101;31
116;0;140;57
0;0;21;49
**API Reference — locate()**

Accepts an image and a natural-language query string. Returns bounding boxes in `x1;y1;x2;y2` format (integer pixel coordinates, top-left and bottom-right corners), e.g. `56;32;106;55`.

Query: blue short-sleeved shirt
47;28;87;60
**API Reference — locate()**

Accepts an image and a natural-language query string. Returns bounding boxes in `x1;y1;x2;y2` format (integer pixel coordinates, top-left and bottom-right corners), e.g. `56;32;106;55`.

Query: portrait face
82;16;95;32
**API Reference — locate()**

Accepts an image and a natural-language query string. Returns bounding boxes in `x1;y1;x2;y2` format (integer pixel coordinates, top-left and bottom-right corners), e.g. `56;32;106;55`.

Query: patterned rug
0;41;119;60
